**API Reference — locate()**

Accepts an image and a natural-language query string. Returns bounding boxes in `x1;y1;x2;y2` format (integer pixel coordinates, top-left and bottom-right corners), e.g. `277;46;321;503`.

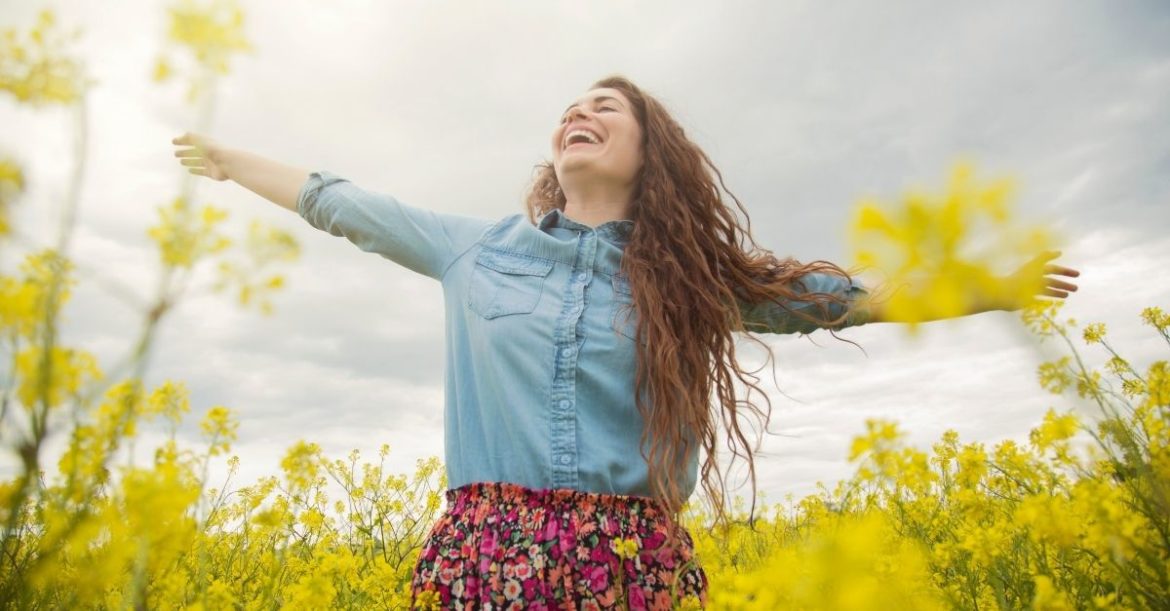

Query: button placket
549;230;596;488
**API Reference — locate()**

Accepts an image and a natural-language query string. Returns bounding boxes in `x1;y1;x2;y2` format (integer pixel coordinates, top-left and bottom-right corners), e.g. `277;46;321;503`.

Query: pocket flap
612;273;633;296
475;249;554;276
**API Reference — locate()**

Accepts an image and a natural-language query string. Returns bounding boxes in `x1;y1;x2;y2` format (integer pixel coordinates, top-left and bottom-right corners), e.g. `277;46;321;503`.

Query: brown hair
525;75;861;552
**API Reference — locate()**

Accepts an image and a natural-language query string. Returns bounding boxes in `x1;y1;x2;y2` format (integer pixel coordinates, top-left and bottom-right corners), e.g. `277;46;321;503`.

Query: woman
172;75;1079;610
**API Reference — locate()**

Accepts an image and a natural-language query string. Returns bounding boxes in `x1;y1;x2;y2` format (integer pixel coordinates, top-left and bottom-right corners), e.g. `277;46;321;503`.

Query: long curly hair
525;75;861;549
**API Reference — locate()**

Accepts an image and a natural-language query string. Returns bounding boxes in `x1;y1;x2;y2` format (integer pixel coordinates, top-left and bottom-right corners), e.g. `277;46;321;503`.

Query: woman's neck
561;181;633;228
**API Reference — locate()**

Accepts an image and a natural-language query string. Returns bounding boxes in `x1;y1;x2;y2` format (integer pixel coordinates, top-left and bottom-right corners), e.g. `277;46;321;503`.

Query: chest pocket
468;248;555;319
611;273;640;342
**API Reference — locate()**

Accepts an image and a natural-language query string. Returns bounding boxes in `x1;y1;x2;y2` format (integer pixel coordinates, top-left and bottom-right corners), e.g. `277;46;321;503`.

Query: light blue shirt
296;170;870;499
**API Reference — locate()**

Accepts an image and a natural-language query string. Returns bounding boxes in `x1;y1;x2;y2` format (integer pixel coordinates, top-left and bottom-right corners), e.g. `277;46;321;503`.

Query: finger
188;168;210;177
1034;250;1061;263
1044;264;1080;277
180;159;205;167
1047;279;1078;292
172;132;191;145
1042;288;1069;299
175;149;203;159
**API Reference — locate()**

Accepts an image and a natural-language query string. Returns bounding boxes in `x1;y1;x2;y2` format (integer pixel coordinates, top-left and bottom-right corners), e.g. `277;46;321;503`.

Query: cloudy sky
3;0;1168;509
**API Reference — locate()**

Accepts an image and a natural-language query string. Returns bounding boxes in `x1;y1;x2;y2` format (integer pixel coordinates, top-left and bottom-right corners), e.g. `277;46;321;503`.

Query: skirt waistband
445;481;668;520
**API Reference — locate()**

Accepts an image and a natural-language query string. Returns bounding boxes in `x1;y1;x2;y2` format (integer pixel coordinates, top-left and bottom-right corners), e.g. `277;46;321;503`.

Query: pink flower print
655;547;676;569
587;565;609;592
542;518;559;541
560;531;578;558
628;584;646;609
581;600;601;611
514;559;533;580
481;528;500;556
438;566;456;585
522;578;541;601
643;530;664;551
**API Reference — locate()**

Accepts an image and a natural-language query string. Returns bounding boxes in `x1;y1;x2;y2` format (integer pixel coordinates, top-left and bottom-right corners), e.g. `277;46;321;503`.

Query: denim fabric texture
296;170;870;499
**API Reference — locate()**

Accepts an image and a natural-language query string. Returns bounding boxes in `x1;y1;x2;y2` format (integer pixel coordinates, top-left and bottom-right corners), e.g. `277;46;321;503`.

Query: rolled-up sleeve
296;170;493;280
738;272;871;335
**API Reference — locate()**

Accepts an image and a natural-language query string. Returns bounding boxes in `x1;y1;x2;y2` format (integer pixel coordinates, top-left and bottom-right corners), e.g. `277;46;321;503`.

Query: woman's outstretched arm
863;250;1081;323
172;132;309;213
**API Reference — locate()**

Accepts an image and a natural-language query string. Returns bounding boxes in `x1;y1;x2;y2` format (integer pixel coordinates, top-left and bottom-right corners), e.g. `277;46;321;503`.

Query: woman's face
550;87;643;191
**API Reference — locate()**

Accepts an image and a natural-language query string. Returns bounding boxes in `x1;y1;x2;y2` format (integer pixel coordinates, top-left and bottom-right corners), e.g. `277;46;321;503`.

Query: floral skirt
410;481;708;610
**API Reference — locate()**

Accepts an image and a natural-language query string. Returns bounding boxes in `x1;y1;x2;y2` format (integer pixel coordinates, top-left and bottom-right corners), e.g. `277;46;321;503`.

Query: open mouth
563;128;603;151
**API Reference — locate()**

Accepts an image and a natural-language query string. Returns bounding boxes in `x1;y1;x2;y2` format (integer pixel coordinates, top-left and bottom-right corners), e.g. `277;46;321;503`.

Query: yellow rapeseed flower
849;162;1056;331
1082;322;1106;344
0;9;89;106
14;345;102;410
1032;575;1076;611
0;156;25;235
415;587;441;611
612;537;639;560
1029;408;1080;453
200;405;238;456
164;0;252;80
1140;306;1169;330
146;197;232;268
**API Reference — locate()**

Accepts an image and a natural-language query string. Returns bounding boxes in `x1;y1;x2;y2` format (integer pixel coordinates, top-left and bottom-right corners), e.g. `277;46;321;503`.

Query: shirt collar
537;208;634;246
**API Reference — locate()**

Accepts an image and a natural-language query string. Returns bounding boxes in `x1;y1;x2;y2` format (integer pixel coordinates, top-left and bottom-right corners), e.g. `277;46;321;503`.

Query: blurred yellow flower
146;197;232;268
152;55;172;83
14;345;102;410
0;9;89;106
0;157;25;235
200;405;238;456
848;162;1056;331
165;0;252;76
1029;408;1080;453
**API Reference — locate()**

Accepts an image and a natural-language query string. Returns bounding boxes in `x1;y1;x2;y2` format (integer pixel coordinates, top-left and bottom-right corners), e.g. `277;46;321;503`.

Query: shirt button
560;347;572;357
575;271;586;281
560;455;572;465
559;399;571;409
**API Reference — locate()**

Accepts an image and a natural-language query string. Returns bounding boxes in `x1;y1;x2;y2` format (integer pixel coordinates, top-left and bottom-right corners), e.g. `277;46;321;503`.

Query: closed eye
560;106;618;123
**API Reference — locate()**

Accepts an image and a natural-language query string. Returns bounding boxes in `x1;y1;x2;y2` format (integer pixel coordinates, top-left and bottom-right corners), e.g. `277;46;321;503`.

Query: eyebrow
562;95;625;116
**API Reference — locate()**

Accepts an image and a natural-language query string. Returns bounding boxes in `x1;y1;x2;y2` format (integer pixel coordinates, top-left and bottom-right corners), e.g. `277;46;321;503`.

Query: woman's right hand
172;131;229;181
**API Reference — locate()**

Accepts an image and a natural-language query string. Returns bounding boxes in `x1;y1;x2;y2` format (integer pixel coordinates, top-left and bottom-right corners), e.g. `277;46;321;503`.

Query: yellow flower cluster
213;220;301;315
146;197;232;269
848;162;1056;331
0;156;24;235
680;301;1168;610
0;9;90;106
153;0;253;102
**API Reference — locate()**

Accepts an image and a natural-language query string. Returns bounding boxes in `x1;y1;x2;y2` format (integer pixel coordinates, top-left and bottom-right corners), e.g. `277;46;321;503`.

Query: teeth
565;129;601;147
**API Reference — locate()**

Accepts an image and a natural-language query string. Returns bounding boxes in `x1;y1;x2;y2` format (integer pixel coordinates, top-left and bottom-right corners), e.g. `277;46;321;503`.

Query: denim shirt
296;170;870;499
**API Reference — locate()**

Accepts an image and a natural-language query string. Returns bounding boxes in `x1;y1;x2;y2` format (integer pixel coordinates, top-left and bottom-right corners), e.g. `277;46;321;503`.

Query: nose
563;105;588;125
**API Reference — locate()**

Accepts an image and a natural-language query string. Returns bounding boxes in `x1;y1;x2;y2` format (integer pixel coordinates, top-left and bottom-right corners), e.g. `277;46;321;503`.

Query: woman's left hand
997;250;1081;311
